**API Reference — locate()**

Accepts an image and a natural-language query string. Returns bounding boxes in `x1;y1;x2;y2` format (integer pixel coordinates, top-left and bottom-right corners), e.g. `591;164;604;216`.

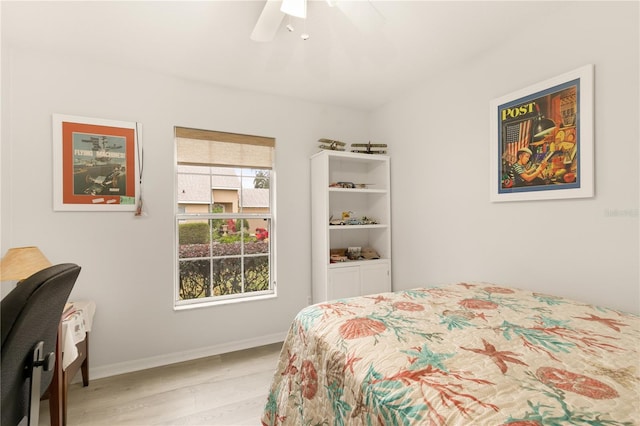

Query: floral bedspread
261;283;640;425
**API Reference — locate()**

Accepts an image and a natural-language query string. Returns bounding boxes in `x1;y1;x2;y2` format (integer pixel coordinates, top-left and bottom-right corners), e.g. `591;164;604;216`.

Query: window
175;127;275;307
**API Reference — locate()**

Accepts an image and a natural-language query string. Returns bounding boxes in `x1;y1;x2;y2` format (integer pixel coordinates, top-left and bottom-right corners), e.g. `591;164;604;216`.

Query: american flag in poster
503;119;531;164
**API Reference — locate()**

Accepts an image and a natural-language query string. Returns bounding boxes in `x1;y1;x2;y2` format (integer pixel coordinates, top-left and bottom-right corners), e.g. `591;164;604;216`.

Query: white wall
0;46;369;377
370;2;639;314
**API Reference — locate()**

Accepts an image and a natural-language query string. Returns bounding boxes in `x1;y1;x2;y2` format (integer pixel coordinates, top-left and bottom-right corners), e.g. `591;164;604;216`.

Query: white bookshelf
311;150;392;303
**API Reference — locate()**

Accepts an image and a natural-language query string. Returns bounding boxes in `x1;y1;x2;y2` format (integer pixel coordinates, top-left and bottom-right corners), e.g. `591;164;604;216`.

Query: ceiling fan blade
281;0;306;19
250;0;286;42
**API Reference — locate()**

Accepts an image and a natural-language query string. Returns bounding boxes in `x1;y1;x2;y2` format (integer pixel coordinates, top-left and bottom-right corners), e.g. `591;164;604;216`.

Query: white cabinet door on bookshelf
311;150;392;303
328;267;360;300
360;262;390;296
328;261;390;300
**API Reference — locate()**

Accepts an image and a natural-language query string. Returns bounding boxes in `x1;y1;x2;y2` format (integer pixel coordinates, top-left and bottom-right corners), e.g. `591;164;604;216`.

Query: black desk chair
1;263;81;426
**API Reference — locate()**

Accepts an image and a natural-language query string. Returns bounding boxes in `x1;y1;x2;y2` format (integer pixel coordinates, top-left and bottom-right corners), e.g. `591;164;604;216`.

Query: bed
261;283;639;425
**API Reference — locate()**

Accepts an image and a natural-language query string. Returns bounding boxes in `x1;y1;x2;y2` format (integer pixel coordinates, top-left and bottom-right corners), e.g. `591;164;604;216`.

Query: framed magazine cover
53;114;140;211
489;65;594;202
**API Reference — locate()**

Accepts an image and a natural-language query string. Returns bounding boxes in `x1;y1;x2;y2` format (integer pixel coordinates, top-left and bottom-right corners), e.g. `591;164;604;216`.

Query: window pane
246;169;270;189
177;173;212;206
244;255;269;292
214;221;246;255
179;259;211;300
178;219;211;259
212;257;242;296
247;222;270;254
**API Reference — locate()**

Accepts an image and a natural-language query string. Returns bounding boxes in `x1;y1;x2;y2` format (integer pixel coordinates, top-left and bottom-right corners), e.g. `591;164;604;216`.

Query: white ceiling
2;1;572;111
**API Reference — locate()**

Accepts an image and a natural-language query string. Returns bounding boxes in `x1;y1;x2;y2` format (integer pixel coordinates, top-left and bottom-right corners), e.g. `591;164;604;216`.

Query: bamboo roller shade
176;126;274;169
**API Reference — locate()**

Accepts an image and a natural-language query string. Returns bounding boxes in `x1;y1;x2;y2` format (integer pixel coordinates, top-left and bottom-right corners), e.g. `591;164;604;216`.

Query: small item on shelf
351;141;387;154
360;216;377;225
361;247;380;259
330;248;348;263
330;254;348;263
341;211;363;226
344;217;363;225
331;247;379;261
329;181;356;188
329;214;377;226
329;182;373;189
318;138;346;151
347;247;361;260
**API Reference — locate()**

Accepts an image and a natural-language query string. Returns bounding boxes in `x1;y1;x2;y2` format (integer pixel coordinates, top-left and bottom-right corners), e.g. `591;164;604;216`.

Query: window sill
173;292;277;311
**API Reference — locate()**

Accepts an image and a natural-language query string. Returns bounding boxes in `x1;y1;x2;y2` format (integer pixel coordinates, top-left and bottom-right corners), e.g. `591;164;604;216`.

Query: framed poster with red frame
489;65;594;202
53;114;140;211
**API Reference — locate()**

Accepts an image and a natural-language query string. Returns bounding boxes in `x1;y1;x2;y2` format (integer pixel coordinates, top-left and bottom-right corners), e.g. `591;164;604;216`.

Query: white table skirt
60;300;96;370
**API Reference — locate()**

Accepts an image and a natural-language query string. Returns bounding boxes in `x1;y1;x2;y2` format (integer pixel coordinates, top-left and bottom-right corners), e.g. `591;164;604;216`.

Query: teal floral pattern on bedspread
261;283;640;425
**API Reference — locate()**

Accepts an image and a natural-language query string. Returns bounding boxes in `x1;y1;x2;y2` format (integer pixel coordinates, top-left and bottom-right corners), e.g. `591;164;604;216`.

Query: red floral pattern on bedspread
262;283;640;426
339;317;386;340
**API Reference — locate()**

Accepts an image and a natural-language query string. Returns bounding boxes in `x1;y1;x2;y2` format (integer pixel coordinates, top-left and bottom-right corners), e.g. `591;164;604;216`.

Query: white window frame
174;129;276;309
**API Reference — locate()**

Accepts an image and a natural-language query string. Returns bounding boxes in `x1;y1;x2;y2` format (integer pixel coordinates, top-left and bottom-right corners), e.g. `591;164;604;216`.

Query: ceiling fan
250;0;309;42
250;0;382;43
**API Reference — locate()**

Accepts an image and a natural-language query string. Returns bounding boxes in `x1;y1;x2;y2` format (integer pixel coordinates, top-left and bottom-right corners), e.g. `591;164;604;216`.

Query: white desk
46;300;96;426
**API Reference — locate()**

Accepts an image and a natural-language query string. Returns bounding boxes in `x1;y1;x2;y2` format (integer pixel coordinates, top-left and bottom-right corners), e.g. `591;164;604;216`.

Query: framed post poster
53;114;140;211
489;65;594;202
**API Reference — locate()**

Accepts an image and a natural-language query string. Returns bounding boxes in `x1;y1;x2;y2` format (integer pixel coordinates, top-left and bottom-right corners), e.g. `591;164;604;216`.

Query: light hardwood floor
38;342;283;426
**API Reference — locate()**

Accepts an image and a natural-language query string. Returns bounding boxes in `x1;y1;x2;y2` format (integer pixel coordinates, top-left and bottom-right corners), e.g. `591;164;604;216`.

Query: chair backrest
1;263;81;426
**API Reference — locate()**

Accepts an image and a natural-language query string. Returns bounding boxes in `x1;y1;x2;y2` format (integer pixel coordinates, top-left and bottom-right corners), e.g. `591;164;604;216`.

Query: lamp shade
0;246;52;281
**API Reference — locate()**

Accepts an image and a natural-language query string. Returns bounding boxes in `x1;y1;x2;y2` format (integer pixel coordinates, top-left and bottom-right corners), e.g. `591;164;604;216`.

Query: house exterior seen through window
175;127;275;307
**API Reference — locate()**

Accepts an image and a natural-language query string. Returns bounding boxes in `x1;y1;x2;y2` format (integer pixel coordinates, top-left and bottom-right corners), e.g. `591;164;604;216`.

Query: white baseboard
87;331;286;381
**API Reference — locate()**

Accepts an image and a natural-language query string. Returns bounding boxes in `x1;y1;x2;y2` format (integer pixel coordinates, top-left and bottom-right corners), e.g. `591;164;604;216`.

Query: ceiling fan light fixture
281;0;307;19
